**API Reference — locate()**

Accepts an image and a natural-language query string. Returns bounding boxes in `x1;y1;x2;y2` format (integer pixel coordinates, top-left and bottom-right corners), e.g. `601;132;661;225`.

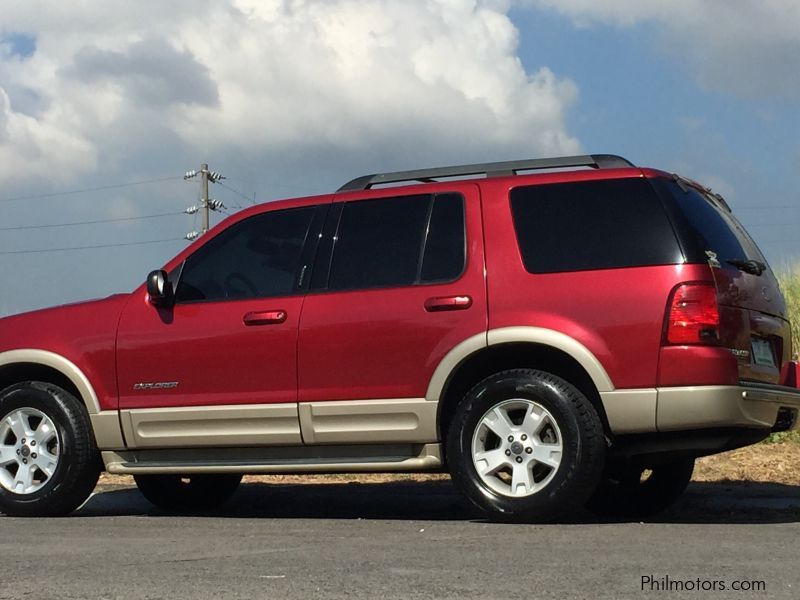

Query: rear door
655;178;790;385
296;185;486;444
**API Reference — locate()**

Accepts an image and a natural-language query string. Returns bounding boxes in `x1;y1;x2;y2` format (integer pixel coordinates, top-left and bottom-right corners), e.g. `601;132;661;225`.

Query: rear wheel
134;474;242;512
447;369;605;522
0;382;101;517
586;458;695;517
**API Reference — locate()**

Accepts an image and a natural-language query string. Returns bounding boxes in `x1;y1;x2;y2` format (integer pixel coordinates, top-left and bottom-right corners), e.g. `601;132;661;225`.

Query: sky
0;0;798;317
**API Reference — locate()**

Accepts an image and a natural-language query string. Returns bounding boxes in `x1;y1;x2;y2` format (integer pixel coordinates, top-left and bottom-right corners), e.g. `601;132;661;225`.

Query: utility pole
184;164;226;240
200;162;210;234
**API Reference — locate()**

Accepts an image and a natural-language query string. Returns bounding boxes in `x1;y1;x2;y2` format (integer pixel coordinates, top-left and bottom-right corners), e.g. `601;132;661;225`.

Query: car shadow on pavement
72;479;800;525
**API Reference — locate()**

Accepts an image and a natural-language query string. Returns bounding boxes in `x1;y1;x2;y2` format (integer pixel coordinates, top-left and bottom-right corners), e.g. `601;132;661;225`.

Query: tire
586;458;695;517
134;474;242;512
0;382;101;517
446;369;605;523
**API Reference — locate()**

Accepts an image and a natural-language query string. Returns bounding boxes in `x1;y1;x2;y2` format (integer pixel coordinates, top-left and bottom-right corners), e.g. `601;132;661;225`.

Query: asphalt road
2;480;799;600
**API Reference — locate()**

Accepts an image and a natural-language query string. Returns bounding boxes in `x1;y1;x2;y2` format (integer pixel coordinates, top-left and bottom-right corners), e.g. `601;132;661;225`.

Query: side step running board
102;443;443;475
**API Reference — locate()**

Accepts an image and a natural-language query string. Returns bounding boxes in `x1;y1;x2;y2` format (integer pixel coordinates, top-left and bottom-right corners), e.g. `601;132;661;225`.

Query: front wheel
447;369;606;523
134;474;242;512
0;382;101;517
586;458;695;517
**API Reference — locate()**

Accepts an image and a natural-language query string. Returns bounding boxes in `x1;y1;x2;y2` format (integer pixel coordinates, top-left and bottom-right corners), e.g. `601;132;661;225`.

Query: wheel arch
0;350;101;414
428;327;615;444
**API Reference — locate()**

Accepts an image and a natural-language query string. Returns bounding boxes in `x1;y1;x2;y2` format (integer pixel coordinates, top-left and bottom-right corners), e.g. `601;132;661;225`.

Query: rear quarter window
510;178;683;274
652;178;767;266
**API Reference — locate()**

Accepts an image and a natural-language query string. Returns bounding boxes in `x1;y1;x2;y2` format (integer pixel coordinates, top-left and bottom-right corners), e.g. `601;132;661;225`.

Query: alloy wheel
0;407;61;495
471;399;563;497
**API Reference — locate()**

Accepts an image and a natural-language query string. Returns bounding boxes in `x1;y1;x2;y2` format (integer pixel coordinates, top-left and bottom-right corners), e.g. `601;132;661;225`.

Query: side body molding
0;349;125;449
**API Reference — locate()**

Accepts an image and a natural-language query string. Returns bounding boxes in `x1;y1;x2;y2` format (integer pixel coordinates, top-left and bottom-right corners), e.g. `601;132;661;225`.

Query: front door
116;203;325;448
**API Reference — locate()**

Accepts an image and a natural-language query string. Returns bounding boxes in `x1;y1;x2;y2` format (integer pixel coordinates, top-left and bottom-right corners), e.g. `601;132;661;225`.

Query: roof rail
337;154;635;192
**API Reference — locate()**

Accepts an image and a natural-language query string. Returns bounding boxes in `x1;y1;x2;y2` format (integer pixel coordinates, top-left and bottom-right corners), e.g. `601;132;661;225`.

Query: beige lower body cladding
656;385;800;431
118;398;438;449
101;384;800;462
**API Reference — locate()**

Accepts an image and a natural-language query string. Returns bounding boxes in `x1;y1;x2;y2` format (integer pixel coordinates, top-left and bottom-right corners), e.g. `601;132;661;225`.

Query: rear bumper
657;384;800;432
611;427;771;465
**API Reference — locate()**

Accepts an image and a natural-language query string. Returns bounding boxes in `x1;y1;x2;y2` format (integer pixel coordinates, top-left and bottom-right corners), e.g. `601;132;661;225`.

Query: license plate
751;338;776;367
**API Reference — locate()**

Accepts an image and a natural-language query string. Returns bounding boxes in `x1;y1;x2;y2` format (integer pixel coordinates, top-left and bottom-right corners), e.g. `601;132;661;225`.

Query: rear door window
420;193;466;283
325;193;465;291
510;178;682;273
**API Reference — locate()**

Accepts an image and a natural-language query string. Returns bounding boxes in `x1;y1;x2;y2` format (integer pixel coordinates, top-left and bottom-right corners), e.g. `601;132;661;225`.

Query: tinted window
327;193;465;290
510;178;682;273
657;179;766;265
175;207;315;302
420;193;466;282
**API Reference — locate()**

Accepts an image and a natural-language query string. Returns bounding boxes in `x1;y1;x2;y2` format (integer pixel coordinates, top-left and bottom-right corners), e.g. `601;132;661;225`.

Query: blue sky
0;0;798;316
509;4;800;263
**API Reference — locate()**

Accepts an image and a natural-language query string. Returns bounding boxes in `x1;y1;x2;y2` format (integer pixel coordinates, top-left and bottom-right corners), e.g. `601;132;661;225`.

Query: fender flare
425;326;615;403
0;349;101;414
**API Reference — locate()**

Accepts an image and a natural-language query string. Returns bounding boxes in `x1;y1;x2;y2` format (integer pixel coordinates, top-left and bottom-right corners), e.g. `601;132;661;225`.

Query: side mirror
146;270;174;308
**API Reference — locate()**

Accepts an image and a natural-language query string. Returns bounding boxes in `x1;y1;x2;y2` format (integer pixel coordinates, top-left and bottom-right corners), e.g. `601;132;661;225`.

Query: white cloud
523;0;800;99
0;88;8;142
0;83;97;182
0;0;581;190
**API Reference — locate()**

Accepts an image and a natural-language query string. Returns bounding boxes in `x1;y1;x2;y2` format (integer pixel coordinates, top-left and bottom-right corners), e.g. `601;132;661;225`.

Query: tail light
664;282;719;345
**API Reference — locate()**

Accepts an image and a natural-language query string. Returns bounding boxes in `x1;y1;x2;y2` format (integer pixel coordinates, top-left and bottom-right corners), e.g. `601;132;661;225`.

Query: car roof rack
337;154;635;192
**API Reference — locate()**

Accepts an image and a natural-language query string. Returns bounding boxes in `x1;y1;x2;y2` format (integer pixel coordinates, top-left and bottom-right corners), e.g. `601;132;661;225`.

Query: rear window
655;178;766;265
510;178;682;274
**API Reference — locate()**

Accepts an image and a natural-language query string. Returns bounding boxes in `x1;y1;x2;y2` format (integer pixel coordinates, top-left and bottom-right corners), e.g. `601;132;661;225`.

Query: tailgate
656;175;792;386
715;266;790;385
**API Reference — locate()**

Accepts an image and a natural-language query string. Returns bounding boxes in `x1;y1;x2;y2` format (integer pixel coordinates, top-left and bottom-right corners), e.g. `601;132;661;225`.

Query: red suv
1;154;799;521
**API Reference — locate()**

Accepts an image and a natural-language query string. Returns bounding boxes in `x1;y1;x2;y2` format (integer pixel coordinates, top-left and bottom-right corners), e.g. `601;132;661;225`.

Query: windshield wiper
726;259;766;276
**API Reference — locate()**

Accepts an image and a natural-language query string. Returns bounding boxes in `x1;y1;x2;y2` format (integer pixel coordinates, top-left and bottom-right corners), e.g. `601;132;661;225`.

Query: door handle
424;295;473;312
243;310;287;326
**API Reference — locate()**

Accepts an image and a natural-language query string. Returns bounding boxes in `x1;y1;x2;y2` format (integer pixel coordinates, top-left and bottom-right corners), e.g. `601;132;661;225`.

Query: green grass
776;265;800;359
763;430;800;444
762;267;800;443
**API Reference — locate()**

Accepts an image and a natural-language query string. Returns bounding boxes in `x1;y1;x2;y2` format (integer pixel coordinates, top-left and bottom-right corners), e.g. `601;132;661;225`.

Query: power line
0;211;184;232
733;205;799;211
0;176;181;203
0;238;182;255
217;180;256;205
